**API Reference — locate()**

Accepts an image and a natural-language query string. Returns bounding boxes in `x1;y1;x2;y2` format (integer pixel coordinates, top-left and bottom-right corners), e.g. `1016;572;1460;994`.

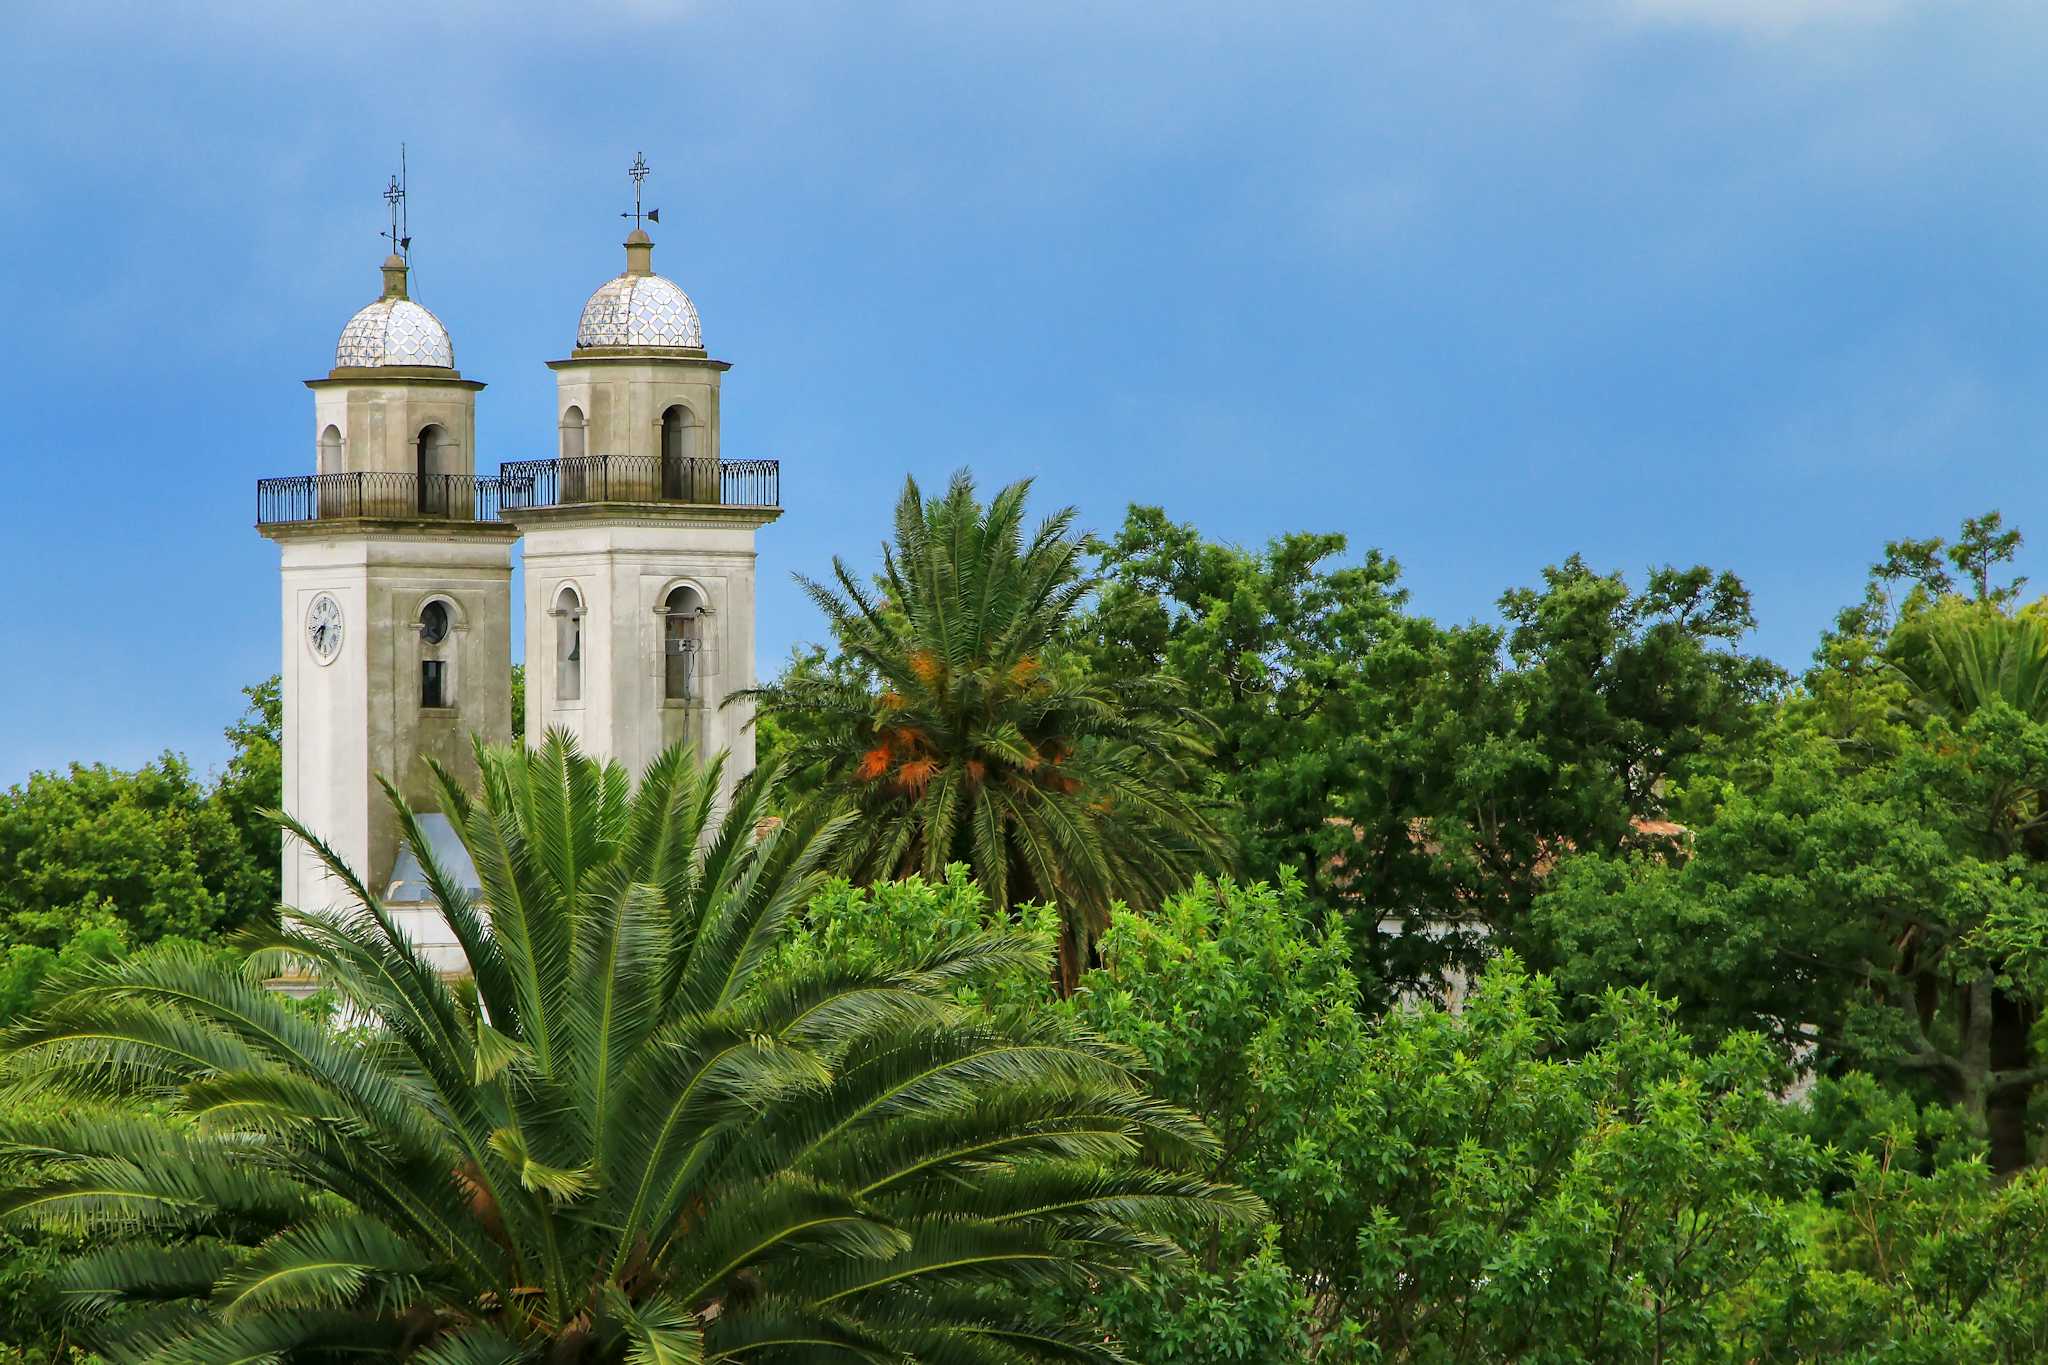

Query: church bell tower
505;158;780;803
258;160;779;959
257;238;516;929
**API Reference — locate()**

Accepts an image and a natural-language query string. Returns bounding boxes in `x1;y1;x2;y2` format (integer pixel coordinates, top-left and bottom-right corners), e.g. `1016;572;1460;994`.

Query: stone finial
625;229;654;278
380;254;409;300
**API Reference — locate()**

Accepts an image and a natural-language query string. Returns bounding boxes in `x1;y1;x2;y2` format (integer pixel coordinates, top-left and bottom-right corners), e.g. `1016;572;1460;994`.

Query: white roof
336;296;454;369
577;272;703;350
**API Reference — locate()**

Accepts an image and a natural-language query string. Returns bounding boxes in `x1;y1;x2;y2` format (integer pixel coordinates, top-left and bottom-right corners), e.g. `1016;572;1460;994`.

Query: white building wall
273;530;514;910
518;514;765;802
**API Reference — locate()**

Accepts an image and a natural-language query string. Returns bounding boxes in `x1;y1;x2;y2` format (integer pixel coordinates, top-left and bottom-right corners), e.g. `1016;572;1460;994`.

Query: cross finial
622;152;659;231
380;146;412;259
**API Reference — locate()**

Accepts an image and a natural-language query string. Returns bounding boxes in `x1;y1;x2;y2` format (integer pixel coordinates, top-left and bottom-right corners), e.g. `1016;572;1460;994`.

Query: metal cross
622;152;659;230
380;153;411;259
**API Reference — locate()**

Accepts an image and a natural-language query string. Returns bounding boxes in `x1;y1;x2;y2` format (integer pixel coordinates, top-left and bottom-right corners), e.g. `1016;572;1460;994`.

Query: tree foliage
1532;527;2048;1172
1071;507;1782;997
1073;878;1822;1362
0;677;279;964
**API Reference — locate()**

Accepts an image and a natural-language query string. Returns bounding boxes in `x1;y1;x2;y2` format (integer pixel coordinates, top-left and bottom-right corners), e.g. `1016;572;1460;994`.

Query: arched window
659;404;700;500
663;585;705;702
316;425;346;517
419;599;453;708
554;585;583;703
417;424;452;514
561;405;586;462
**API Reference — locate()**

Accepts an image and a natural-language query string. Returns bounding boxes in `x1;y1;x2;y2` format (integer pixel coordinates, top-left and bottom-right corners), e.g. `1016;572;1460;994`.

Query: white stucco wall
271;527;516;912
515;511;768;804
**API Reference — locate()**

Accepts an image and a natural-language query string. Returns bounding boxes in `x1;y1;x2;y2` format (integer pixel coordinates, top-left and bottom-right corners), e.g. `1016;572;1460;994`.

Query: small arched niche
659;404;701;500
318;424;342;476
554;584;584;703
662;584;707;702
416;423;453;514
561;405;586;462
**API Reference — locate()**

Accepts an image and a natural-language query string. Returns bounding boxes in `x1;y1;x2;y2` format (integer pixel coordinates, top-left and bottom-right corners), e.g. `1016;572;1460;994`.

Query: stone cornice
503;502;781;532
258;519;523;545
305;370;487;391
547;351;732;372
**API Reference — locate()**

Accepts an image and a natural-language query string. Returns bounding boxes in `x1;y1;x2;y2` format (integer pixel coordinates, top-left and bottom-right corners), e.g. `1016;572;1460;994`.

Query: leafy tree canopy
0;677;279;963
1533;513;2048;1171
1068;506;1783;997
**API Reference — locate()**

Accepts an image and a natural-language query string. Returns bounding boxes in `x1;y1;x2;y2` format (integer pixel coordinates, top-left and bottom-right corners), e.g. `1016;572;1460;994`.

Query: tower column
258;247;514;966
506;197;780;804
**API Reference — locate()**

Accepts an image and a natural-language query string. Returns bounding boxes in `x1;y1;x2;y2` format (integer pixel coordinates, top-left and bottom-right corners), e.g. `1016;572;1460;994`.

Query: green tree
0;677;280;962
750;472;1227;991
1072;508;1781;995
1073;879;1821;1361
211;675;282;925
1532;702;2048;1172
1532;536;2048;1172
1071;508;1473;998
1733;1081;2048;1361
0;735;1251;1361
0;755;256;951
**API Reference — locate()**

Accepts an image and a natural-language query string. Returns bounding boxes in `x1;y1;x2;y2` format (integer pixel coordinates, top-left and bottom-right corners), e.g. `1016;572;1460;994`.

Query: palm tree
1882;601;2048;1173
749;472;1227;992
0;734;1252;1362
1886;600;2048;724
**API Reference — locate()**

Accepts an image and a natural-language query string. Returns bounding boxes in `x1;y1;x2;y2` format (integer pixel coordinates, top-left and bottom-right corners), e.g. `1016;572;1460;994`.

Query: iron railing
499;456;780;511
257;472;507;525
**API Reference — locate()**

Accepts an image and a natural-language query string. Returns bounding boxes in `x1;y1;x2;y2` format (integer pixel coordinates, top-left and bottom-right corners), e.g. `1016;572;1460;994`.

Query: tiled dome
577;273;703;350
335;297;454;369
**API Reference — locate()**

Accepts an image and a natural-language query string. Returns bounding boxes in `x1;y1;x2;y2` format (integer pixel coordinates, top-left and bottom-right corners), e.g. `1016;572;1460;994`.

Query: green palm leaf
0;735;1250;1360
743;470;1232;992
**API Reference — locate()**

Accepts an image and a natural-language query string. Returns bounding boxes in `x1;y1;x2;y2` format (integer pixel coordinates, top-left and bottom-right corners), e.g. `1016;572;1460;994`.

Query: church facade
257;202;778;962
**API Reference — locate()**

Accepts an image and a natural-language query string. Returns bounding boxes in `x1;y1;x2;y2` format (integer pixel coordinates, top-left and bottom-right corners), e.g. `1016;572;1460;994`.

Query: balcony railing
499;456;780;511
257;472;506;525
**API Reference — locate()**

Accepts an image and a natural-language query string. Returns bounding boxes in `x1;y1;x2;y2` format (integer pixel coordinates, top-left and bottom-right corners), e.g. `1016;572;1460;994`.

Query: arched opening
659;404;701;500
663;585;706;702
416;424;452;514
560;406;590;501
554;585;583;703
561;405;586;461
316;424;346;516
419;599;453;708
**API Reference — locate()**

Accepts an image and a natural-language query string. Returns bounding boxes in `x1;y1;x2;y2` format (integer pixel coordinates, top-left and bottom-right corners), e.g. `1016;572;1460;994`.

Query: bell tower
505;159;780;799
258;238;516;930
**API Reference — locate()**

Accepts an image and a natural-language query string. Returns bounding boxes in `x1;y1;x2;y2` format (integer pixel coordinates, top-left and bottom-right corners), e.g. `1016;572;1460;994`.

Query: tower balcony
498;456;780;511
256;472;507;526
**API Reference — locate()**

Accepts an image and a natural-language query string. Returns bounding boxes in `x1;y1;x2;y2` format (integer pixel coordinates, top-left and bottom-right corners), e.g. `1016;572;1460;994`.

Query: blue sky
3;0;2047;784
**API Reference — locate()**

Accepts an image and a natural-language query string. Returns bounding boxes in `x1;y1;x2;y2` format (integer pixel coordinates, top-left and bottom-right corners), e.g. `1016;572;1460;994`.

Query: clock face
306;593;344;664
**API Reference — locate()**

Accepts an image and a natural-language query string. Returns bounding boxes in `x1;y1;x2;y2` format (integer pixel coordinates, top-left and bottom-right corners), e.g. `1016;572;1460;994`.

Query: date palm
0;734;1251;1362
750;472;1227;992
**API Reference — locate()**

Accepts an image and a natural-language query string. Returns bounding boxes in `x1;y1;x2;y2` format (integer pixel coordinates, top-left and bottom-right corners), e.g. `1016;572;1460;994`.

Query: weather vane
381;144;412;260
622;152;659;231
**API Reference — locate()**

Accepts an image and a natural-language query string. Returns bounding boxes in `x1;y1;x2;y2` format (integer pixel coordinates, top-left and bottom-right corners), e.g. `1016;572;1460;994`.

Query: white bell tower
259;249;516;918
506;162;779;799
